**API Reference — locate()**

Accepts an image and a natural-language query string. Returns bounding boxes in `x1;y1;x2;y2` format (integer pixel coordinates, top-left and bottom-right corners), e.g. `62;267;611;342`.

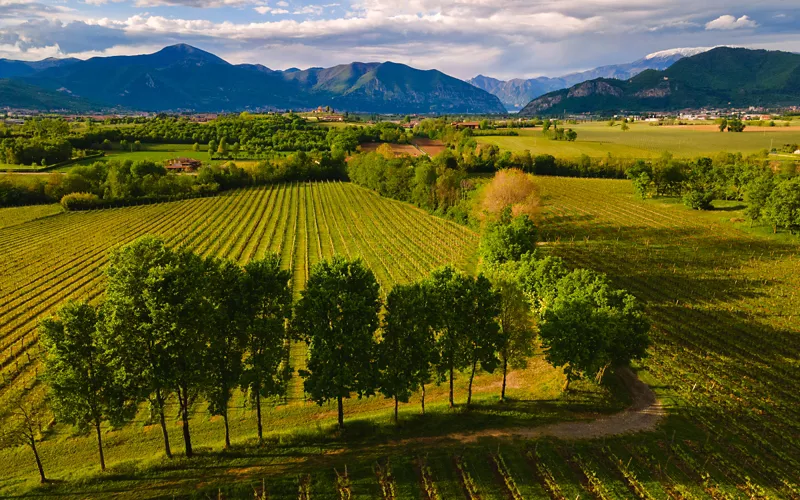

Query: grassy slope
476;122;800;158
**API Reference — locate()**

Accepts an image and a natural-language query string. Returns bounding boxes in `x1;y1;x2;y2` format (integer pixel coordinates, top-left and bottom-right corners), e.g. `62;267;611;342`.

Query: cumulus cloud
705;14;758;30
0;0;798;79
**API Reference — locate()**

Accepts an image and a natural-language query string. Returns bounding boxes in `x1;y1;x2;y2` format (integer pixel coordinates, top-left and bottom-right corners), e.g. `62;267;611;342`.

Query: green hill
0;79;99;112
519;47;800;115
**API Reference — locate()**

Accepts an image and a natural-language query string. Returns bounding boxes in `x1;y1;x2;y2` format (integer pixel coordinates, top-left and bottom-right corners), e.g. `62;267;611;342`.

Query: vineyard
1;176;799;498
0;181;478;431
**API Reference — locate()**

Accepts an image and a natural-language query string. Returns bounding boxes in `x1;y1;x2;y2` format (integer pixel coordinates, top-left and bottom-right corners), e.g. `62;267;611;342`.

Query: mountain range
0;44;505;114
518;47;800;116
468;47;713;111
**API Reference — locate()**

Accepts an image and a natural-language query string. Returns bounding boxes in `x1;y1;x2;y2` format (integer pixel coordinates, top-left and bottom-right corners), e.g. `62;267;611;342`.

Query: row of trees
30;230;651;478
0;152;347;208
0;137;73;166
626;152;800;232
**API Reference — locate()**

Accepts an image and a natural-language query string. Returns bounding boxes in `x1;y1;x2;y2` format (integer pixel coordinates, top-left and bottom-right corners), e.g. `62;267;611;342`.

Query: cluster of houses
165;158;201;172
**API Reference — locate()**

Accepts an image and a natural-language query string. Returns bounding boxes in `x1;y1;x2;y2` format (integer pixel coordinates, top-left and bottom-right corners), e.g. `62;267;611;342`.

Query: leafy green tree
718;118;728;132
144;248;210;457
378;283;438;422
727;118;746;132
621;123;630;132
626;160;653;199
743;173;775;224
101;236;178;458
292;257;381;429
120;139;129;151
425;266;501;407
40;300;133;470
483;263;535;401
565;129;578;141
463;274;502;407
203;259;246;448
133;140;142;151
538;270;650;390
241;255;293;442
763;177;800;234
480;206;537;264
542;119;552;133
208;139;217;156
192;142;200;152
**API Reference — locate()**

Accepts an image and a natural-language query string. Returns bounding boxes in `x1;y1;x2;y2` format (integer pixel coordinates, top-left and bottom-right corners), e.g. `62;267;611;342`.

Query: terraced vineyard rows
0;182;479;427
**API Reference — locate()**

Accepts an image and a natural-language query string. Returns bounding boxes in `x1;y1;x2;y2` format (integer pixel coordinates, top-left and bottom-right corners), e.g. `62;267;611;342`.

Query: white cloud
254;6;288;14
705;14;758;30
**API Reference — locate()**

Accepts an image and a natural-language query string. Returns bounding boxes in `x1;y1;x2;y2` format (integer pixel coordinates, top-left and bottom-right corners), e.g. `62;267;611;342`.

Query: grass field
1;178;799;498
477;122;800;158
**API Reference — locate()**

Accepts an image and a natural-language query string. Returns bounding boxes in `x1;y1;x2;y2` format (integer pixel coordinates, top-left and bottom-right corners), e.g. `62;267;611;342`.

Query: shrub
61;192;101;211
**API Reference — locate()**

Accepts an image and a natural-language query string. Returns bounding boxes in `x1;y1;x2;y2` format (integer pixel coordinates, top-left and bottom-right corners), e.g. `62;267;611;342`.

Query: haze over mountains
519;47;800;115
0;44;505;114
468;47;714;111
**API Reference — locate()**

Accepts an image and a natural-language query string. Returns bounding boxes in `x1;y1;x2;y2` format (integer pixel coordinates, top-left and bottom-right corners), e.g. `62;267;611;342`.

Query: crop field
1;178;799;498
477;122;800;158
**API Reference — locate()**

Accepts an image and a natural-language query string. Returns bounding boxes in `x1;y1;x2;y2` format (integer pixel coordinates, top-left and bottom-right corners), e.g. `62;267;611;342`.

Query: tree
192;142;200;152
763;177;800;234
718;118;728;132
462;274;502;406
480;168;540;219
483;263;535;401
217;138;228;155
425;266;500;407
621;122;630;132
208;140;218;157
537;270;650;390
626;160;653;199
0;401;48;483
203;259;246;449
480;206;537;264
120;139;129;151
101;236;179;458
39;301;132;471
378;283;438;422
241;255;293;442
133;140;142;151
743;173;775;224
144;248;210;458
727;118;746;132
292;257;381;429
565;129;578;142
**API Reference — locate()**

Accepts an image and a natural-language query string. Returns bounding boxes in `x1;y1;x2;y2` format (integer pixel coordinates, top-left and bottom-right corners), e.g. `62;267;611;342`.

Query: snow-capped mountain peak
644;47;717;60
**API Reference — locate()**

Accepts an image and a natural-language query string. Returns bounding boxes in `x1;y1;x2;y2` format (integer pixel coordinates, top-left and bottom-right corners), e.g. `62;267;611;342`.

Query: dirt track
445;368;665;443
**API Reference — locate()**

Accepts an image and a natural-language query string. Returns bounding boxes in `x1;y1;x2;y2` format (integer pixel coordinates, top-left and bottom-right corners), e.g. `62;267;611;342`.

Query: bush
61;192;101;211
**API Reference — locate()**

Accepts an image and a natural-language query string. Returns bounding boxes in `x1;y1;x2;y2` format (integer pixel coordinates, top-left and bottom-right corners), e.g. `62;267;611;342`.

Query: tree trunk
394;396;399;424
94;418;106;471
421;383;426;415
29;439;45;483
467;359;477;408
337;396;344;430
255;391;263;443
501;357;508;402
178;385;193;458
563;377;570;392
223;410;231;449
449;364;455;408
156;389;172;459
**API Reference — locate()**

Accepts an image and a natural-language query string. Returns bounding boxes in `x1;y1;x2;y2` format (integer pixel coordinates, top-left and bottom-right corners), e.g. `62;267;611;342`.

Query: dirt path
446;368;665;443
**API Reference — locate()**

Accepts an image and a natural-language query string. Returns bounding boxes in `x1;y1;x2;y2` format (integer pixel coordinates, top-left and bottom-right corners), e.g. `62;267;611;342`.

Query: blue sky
1;0;800;80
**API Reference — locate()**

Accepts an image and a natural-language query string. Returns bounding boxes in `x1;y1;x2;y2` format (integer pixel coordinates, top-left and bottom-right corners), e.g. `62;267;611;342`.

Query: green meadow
476;122;800;158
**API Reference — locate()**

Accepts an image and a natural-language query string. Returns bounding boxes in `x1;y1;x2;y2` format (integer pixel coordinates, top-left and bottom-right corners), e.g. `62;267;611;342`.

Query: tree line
626;152;800;233
0;152;347;208
15;225;650;481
